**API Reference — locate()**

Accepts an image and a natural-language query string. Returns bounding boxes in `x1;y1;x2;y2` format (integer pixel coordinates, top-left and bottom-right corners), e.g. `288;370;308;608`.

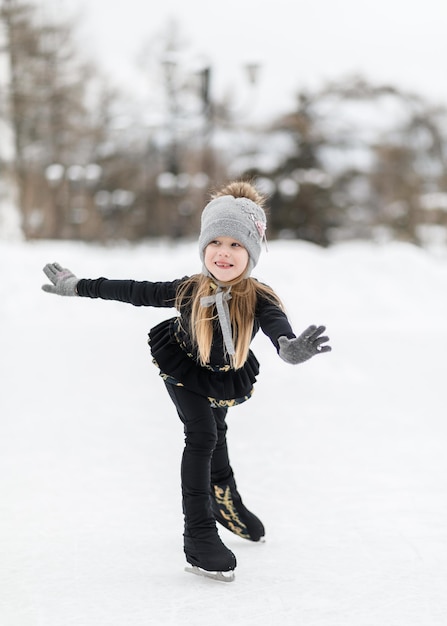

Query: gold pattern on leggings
213;485;250;539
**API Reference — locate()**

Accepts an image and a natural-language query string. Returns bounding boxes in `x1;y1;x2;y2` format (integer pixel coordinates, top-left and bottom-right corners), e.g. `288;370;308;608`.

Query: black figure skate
184;530;237;582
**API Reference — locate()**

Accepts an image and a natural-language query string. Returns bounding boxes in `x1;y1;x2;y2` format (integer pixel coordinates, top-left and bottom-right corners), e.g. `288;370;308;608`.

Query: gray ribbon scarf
200;285;235;356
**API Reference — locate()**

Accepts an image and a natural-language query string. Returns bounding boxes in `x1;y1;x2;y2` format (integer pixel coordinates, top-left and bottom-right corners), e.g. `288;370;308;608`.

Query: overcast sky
62;0;447;121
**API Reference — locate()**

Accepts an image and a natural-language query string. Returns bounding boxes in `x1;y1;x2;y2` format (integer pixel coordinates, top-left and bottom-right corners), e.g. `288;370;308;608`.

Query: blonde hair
176;274;283;369
176;180;281;370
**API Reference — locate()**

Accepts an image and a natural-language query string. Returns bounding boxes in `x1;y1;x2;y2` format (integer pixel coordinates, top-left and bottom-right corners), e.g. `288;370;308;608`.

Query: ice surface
1;239;446;625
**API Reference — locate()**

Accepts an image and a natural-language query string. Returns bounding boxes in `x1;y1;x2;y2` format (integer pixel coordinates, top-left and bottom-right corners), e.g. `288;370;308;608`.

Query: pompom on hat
198;195;267;277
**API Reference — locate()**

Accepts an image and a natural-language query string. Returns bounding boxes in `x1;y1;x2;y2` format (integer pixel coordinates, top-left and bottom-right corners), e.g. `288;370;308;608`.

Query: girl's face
204;236;249;282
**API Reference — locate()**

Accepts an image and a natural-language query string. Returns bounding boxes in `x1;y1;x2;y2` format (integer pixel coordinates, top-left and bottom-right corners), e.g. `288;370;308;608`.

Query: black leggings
165;383;233;533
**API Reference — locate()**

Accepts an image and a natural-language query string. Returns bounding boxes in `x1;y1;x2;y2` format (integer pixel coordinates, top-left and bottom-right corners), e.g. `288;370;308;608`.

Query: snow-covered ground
1;238;447;626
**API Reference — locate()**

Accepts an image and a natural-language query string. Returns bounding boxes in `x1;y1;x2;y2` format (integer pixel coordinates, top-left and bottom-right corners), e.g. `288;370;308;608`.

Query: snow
1;238;447;625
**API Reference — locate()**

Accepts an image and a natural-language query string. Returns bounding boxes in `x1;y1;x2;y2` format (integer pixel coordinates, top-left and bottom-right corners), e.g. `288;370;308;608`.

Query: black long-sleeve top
77;276;295;405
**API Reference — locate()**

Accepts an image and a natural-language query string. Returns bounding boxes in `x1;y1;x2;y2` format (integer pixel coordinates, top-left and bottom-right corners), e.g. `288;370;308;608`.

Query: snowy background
61;0;447;122
1;238;447;625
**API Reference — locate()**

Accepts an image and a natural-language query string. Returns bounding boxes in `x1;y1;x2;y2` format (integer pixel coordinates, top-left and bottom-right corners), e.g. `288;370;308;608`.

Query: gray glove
278;325;331;364
42;262;79;296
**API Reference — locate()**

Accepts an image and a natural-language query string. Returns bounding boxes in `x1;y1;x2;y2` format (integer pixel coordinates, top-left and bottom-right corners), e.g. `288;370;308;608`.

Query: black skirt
148;318;259;405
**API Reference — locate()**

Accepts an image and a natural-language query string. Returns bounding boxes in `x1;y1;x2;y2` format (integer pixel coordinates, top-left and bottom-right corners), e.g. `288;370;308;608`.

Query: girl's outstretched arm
42;261;182;308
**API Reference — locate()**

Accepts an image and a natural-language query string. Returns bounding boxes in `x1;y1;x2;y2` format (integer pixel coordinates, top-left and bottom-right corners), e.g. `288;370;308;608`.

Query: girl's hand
278;326;331;364
42;262;79;296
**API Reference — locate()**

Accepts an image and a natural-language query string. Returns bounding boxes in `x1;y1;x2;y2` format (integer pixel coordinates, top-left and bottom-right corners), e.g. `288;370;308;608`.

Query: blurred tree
0;0;117;239
371;102;447;242
252;76;447;245
267;93;334;245
134;19;230;239
239;92;336;245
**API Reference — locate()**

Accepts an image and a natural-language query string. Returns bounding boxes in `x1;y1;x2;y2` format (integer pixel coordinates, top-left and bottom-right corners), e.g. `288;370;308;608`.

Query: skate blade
184;565;235;583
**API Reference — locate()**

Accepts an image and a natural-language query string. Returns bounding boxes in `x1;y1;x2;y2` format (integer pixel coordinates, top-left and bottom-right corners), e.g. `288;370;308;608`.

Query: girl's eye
231;242;240;247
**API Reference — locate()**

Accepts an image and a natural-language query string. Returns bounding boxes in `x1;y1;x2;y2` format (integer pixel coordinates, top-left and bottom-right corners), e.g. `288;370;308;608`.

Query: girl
42;181;331;582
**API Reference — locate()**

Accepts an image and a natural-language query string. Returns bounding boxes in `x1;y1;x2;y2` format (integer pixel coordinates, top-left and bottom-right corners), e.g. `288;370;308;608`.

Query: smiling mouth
215;262;233;268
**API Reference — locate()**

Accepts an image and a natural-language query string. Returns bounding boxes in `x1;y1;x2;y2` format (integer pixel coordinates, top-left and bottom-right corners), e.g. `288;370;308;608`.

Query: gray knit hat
198;195;267;276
